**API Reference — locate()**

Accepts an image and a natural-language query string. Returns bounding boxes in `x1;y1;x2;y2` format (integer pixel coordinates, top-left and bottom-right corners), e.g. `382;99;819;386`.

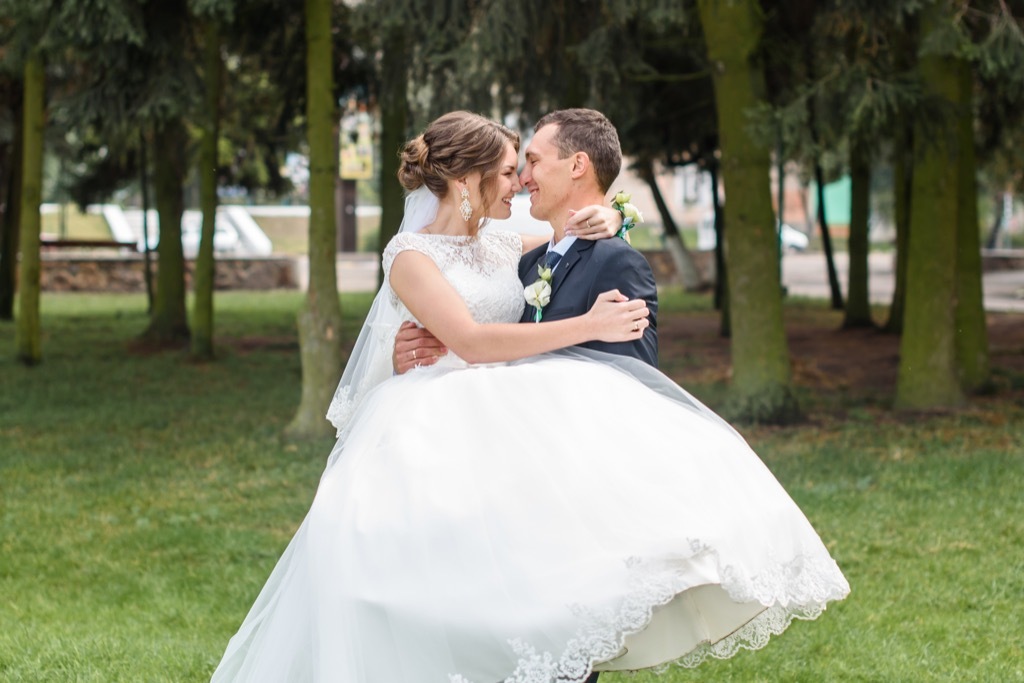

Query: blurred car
780;223;810;251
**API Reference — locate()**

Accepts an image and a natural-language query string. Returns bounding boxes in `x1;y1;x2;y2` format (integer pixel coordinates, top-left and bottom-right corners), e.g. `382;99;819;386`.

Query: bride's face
480;144;522;220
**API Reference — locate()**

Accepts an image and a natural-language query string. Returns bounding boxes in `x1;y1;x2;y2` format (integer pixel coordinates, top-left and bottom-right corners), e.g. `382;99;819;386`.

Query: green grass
41;206;112;240
2;293;1023;681
251;215;381;255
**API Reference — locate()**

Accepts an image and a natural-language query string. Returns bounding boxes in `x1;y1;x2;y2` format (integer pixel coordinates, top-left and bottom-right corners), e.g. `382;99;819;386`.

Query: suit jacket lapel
519;246;546;322
550;239;592;301
520;246;545;286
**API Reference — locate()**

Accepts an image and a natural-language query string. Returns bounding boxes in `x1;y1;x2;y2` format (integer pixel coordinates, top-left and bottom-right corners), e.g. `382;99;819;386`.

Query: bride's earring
459;187;472;223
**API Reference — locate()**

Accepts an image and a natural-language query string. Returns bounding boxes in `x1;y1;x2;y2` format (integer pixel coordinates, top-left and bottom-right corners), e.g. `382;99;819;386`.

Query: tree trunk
775;133;785;290
710;162;730;337
884;124;912;334
895;5;964;410
15;53;44;365
953;59;989;393
638;159;701;290
843;142;873;328
376;28;408;284
143;117;190;345
0;84;23;321
804;40;844;312
286;0;345;439
697;0;797;423
814;163;844;310
191;20;223;361
983;191;1004;249
799;180;815;235
884;23;916;334
139;129;155;312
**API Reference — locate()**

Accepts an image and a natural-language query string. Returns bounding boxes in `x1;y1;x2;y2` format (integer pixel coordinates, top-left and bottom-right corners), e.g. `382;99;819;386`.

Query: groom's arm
585;246;659;367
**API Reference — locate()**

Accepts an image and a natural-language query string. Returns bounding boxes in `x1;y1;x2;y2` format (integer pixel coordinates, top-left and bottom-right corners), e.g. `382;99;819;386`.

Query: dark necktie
544;250;563;269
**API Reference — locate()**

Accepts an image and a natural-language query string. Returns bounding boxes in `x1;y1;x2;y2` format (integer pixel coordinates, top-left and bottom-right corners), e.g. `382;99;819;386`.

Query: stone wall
982;249;1024;272
640;249;716;288
41;254;299;292
41;251;706;293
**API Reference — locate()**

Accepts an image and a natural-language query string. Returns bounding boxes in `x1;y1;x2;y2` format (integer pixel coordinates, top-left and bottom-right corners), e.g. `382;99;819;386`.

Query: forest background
2;1;1024;680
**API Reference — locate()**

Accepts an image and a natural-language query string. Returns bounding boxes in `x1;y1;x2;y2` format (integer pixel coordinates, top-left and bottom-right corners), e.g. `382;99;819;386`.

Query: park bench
40;237;139;251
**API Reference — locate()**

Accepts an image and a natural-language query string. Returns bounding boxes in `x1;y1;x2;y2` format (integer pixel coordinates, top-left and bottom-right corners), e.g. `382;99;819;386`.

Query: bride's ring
412;349;418;360
632;321;639;332
587;219;593;228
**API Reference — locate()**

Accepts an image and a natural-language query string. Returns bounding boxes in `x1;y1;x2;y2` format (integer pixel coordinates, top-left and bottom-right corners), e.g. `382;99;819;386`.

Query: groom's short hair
534;109;621;193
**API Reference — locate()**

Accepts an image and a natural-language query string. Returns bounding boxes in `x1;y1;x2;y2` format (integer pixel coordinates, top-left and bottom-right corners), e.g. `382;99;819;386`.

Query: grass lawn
41;206;113;241
250;215;383;255
2;292;1023;682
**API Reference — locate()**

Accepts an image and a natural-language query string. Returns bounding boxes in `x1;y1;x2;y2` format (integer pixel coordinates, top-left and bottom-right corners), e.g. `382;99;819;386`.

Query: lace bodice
326;230;527;435
382;230;526;327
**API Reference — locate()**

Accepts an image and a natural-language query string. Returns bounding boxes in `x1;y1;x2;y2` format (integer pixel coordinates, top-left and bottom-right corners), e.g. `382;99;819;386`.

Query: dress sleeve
382;233;438;285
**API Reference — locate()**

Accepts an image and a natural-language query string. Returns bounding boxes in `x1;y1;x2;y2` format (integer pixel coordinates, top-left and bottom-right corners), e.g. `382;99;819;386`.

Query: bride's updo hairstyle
399;111;520;212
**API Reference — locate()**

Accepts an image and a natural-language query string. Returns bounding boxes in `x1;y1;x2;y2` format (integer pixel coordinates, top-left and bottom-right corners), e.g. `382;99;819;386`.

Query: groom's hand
393;321;447;374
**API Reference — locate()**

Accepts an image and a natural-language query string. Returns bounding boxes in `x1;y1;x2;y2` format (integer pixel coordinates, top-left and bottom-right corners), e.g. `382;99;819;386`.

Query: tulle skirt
211;351;849;682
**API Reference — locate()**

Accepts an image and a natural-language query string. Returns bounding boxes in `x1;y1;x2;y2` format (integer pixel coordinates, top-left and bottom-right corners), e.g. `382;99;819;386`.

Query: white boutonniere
612;191;644;240
524;264;553;322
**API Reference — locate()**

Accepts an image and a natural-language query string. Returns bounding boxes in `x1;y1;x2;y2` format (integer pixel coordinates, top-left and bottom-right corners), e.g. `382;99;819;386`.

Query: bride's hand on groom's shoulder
565;205;623;240
393;321;448;374
586;290;650;343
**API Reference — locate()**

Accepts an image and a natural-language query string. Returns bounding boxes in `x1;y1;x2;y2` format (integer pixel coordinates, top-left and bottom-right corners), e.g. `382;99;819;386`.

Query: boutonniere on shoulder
612;191;644;241
524;264;554;322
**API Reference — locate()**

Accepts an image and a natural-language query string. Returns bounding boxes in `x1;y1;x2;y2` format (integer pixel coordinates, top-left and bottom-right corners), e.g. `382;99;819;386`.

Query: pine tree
579;2;716;292
375;29;409;283
14;51;43;365
190;15;225;360
286;0;345;438
893;0;1023;406
697;0;799;423
0;77;23;322
144;115;191;344
844;140;873;328
896;1;965;409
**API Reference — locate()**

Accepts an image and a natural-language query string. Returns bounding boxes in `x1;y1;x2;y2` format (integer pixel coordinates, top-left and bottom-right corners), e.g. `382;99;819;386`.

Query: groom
394;108;658;374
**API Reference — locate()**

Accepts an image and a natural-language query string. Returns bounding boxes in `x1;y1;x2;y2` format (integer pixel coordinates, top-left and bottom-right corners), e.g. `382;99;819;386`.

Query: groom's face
520;124;573;224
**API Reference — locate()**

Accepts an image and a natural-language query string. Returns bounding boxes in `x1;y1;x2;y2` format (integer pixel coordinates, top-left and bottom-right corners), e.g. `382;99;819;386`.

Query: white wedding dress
211;229;850;683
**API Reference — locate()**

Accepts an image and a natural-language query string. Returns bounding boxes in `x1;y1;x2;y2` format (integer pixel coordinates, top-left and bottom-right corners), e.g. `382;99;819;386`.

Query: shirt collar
546;235;577;259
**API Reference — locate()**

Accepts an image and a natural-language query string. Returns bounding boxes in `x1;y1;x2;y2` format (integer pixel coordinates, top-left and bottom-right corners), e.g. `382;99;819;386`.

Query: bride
210;112;849;683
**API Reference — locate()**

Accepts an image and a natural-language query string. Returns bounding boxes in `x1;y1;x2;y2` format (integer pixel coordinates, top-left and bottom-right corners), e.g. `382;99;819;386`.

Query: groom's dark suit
519;237;658;368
